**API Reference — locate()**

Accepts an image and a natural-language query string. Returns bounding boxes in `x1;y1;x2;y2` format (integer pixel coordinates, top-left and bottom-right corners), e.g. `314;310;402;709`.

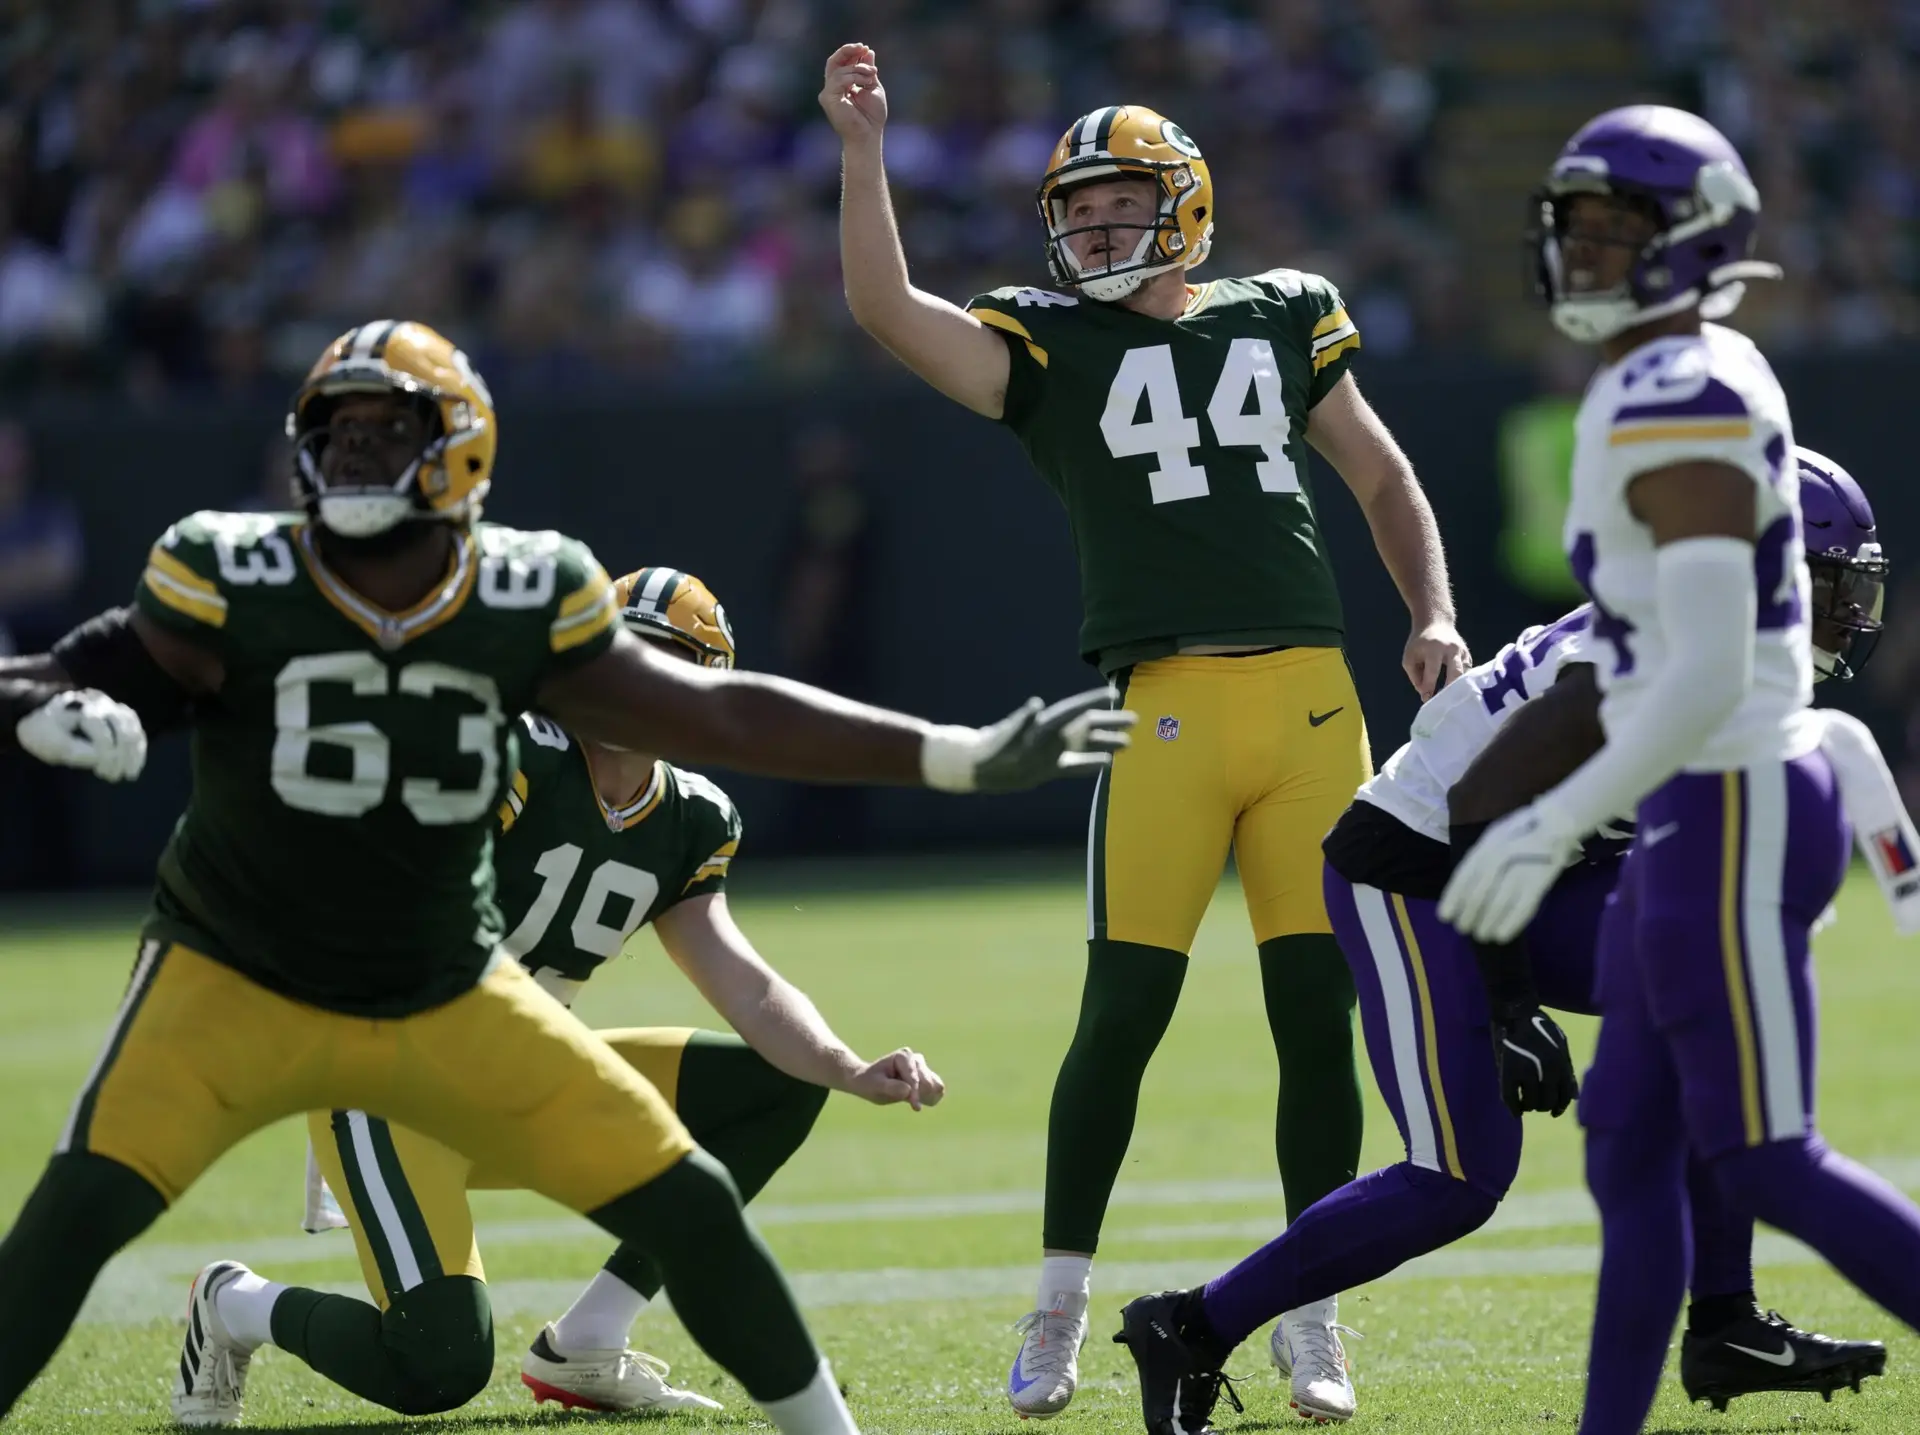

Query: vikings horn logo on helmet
1036;105;1214;302
613;567;736;668
287;320;498;538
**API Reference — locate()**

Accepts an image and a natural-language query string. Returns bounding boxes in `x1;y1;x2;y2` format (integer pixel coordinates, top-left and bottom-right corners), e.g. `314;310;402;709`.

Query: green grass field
4;858;1920;1433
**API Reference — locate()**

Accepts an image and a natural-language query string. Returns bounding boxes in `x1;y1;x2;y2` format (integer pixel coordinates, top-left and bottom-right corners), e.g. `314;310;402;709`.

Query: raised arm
1307;370;1471;697
654;893;945;1109
821;42;1011;419
536;628;1131;792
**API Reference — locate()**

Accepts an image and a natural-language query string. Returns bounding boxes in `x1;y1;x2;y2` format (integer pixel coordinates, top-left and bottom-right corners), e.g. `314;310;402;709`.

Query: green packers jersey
494;712;741;1000
966;270;1361;674
134;510;620;1016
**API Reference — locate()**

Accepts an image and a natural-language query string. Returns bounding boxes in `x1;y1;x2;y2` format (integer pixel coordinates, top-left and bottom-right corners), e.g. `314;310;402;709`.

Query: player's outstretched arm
655;892;946;1109
822;42;1012;419
538;628;1133;791
1307;371;1471;698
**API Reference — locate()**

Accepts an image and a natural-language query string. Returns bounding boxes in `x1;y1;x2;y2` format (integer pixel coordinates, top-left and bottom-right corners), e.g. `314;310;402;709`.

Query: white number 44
1099;339;1300;504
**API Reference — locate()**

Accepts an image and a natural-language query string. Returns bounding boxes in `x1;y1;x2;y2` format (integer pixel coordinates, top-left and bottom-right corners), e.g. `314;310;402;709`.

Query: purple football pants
1201;854;1752;1346
1580;752;1920;1435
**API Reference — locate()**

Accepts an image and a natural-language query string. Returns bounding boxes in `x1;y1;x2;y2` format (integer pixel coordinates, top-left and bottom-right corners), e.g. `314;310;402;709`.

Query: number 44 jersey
134;510;620;1016
493;713;740;1007
967;271;1361;675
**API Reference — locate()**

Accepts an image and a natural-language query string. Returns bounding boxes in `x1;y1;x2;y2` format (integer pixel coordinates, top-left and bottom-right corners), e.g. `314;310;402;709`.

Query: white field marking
72;1157;1920;1328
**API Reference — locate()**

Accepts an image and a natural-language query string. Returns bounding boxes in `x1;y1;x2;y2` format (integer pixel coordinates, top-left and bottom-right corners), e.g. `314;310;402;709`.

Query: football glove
922;688;1134;793
1492;1006;1579;1117
16;688;148;782
1439;798;1581;943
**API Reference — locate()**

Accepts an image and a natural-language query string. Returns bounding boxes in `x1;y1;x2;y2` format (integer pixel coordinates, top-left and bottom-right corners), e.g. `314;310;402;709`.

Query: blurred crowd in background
0;0;1910;400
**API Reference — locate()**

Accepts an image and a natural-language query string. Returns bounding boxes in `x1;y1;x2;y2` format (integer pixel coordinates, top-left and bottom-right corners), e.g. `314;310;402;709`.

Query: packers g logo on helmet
612;567;736;668
1037;106;1214;302
287;319;497;538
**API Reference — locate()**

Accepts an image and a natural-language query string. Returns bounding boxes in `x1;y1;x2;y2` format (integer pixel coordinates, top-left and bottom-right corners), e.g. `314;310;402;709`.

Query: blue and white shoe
1271;1297;1359;1425
1007;1294;1089;1419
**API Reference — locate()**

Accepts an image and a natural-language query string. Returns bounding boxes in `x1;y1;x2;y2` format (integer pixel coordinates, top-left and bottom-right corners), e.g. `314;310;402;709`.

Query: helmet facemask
1040;163;1209;302
1808;545;1888;682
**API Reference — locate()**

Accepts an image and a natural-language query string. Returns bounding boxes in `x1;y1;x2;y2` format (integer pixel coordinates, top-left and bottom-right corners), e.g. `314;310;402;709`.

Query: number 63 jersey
1565;323;1815;770
967;271;1360;675
134;510;620;1016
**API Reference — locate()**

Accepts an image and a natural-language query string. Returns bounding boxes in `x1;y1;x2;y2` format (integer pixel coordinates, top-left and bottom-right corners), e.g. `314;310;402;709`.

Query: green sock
1260;933;1363;1222
0;1153;167;1419
271;1276;493;1416
1042;939;1188;1253
603;1032;828;1298
589;1148;819;1402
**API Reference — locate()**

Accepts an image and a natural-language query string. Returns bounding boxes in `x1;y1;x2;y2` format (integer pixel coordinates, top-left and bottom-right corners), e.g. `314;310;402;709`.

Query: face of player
1557;194;1659;296
320;394;430;489
1061;177;1161;269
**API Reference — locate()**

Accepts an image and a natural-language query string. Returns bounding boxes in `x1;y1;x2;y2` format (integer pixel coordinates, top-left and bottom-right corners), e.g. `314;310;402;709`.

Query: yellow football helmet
1037;106;1213;301
287;319;497;537
612;567;736;668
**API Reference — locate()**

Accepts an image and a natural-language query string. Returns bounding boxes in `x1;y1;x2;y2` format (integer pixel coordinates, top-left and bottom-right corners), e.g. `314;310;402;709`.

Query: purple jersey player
1435;107;1920;1435
1109;453;1895;1434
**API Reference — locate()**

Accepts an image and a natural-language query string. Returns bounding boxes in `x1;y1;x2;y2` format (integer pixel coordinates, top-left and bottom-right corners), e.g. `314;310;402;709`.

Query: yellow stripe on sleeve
683;839;740;891
1311;332;1362;374
551;567;619;654
1609;420;1753;446
142;551;228;629
972;308;1050;369
496;770;530;831
1311;306;1353;339
1393;891;1465;1181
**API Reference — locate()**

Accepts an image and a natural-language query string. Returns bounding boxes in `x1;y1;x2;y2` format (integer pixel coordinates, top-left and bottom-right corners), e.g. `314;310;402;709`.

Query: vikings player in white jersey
1432;105;1920;1435
1109;450;1891;1433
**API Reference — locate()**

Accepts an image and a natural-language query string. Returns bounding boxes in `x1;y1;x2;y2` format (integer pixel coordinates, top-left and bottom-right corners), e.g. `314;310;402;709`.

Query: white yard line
74;1157;1920;1328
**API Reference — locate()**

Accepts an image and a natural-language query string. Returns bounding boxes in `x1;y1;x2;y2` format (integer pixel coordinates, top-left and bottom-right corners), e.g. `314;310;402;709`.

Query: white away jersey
1563;323;1815;769
1357;607;1595;843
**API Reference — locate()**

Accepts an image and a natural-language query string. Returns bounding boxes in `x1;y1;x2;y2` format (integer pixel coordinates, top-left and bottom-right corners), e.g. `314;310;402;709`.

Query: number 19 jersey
967;271;1361;674
133;510;620;1016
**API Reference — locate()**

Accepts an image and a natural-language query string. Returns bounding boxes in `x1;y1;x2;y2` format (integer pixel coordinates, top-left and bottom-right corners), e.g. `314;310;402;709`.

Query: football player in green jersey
218;567;942;1420
823;45;1473;1421
0;321;1129;1433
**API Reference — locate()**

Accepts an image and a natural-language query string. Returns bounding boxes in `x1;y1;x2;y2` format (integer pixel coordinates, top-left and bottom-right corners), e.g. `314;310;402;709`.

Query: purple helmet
1529;105;1782;343
1797;446;1887;681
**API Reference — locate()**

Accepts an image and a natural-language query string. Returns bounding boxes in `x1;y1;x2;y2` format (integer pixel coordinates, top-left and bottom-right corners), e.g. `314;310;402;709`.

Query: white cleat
1006;1295;1089;1419
521;1323;724;1413
1271;1298;1359;1425
171;1261;255;1428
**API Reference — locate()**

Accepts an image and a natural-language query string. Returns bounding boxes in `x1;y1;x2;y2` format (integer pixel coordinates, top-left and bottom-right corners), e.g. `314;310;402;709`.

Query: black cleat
1680;1308;1888;1412
1113;1290;1242;1435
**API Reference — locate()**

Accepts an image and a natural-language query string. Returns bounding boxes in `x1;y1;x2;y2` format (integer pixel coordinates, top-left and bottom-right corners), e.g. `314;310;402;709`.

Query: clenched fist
820;42;888;145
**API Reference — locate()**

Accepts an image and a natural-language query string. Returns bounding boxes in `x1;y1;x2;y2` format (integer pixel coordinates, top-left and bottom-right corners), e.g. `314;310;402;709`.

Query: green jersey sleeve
134;510;292;651
1245;270;1361;407
966;286;1081;430
474;527;620;681
664;767;742;910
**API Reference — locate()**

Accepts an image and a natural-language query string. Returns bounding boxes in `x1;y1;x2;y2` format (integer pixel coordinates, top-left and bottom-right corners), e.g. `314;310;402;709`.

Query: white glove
15;689;148;782
1439;799;1581;943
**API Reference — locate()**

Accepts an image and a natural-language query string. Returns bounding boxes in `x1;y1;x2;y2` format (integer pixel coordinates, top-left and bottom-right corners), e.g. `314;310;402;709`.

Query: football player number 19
1099;339;1300;503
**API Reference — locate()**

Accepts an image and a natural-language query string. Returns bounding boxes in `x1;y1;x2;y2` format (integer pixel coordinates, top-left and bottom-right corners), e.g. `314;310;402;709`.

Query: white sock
550;1270;650;1352
1037;1255;1092;1316
214;1270;287;1352
760;1359;858;1435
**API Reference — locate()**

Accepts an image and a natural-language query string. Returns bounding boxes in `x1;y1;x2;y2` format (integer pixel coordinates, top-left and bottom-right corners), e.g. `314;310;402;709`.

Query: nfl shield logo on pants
1157;715;1181;742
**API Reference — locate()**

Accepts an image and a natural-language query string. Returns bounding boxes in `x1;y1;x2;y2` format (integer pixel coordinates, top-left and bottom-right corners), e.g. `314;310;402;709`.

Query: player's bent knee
1406;1162;1504;1235
384;1276;495;1415
590;1147;748;1257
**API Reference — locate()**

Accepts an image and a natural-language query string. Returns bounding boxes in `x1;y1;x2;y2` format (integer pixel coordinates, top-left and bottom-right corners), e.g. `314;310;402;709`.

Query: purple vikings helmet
1797;446;1887;681
1529;105;1782;343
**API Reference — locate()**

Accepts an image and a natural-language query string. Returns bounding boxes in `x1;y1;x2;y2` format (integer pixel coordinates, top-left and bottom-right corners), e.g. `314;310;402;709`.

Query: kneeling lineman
173;569;947;1424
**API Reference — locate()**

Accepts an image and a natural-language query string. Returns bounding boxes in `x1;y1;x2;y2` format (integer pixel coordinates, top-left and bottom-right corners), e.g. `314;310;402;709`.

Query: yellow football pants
306;1028;697;1308
61;944;694;1221
1089;647;1371;952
